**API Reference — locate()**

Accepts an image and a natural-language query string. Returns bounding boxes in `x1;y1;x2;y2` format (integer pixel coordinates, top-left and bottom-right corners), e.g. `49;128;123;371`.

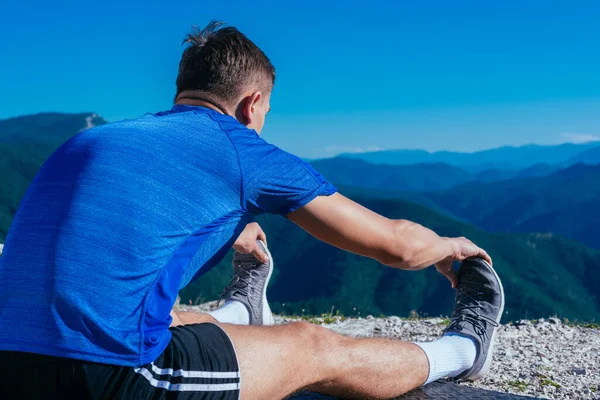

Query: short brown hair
175;21;276;104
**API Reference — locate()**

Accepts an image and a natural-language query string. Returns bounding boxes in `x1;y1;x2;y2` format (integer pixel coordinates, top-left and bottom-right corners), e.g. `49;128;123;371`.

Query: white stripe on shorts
149;362;240;379
134;367;240;392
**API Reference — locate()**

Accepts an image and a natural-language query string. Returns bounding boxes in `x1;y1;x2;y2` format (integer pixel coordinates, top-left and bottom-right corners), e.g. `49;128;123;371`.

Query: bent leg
218;321;428;400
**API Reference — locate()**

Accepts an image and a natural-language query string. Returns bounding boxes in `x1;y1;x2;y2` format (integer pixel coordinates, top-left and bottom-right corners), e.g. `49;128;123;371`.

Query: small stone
366;315;374;320
569;367;587;375
529;327;540;337
563;330;574;340
549;317;561;325
540;357;552;366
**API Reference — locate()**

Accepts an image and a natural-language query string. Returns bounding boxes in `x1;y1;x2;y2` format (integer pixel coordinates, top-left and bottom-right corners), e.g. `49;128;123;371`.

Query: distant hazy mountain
310;158;474;191
424;163;600;249
311;154;600;252
566;145;600;165
310;157;564;197
338;142;600;171
472;168;516;182
180;194;600;322
513;163;562;179
0;112;106;239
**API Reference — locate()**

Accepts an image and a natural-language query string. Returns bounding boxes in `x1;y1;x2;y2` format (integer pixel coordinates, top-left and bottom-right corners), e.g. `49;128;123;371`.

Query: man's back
0;106;254;365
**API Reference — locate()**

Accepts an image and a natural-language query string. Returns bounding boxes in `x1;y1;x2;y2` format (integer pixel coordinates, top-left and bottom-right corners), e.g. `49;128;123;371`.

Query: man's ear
241;91;262;125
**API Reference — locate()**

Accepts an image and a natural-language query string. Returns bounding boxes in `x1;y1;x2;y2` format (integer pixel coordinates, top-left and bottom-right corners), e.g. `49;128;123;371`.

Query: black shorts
0;323;240;400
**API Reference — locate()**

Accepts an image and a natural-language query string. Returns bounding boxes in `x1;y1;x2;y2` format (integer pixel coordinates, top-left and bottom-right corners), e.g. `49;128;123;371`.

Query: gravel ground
179;303;599;399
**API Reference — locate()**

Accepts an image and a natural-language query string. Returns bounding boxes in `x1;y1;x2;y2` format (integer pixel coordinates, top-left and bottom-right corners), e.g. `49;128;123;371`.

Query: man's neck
175;95;230;115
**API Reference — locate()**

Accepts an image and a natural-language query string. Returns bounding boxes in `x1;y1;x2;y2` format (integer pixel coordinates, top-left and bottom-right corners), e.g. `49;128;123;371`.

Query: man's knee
285;321;345;354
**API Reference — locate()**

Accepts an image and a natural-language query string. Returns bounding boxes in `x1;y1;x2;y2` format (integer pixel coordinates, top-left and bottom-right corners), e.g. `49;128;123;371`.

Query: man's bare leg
219;321;428;400
171;305;427;398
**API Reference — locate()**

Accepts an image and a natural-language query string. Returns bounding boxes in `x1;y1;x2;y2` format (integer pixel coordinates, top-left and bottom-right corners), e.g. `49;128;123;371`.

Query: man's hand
434;237;492;288
233;222;269;263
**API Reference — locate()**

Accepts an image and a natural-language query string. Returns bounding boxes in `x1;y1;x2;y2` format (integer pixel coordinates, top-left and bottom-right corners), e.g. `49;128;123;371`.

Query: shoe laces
218;263;259;306
446;282;499;340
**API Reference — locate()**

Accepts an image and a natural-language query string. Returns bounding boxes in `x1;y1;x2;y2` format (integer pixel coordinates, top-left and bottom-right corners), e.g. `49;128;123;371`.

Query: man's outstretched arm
288;192;491;287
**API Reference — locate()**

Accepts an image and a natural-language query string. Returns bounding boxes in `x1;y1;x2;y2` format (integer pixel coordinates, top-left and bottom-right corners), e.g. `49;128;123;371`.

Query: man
0;21;503;399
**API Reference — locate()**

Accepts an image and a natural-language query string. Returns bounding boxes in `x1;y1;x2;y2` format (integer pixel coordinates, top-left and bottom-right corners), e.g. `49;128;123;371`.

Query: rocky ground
179;303;599;399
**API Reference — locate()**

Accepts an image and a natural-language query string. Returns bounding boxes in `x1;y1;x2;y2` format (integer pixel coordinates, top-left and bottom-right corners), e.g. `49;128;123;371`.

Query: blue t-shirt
0;105;337;366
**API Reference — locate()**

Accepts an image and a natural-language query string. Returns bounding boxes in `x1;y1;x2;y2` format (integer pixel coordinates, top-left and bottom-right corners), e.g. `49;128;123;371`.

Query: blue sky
1;1;599;158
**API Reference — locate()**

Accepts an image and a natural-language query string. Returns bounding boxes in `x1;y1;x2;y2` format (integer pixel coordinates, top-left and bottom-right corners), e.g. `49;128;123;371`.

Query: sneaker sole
467;258;505;381
257;240;275;326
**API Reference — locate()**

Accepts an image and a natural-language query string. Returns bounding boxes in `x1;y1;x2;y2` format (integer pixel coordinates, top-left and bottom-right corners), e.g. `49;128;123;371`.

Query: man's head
175;21;275;133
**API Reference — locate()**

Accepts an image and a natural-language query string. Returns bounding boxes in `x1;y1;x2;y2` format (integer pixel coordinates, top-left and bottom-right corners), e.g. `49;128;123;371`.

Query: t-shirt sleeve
231;128;337;215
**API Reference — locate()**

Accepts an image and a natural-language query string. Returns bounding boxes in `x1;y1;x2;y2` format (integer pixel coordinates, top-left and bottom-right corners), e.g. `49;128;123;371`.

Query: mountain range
339;142;600;171
1;112;599;321
310;157;563;193
424;163;600;249
309;157;600;251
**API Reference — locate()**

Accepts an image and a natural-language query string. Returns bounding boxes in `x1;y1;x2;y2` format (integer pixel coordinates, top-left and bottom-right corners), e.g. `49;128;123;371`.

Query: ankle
414;334;476;385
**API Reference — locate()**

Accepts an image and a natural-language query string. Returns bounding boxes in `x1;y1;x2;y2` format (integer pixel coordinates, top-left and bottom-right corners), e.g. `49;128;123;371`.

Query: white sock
207;301;250;325
414;333;477;385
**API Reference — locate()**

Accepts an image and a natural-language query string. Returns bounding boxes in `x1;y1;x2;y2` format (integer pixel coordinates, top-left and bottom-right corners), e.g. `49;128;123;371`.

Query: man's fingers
458;237;493;266
467;243;493;266
251;243;269;263
478;249;493;266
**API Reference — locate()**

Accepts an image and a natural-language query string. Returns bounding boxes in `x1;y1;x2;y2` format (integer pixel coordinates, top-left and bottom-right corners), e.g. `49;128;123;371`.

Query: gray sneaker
444;257;505;381
220;240;274;325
